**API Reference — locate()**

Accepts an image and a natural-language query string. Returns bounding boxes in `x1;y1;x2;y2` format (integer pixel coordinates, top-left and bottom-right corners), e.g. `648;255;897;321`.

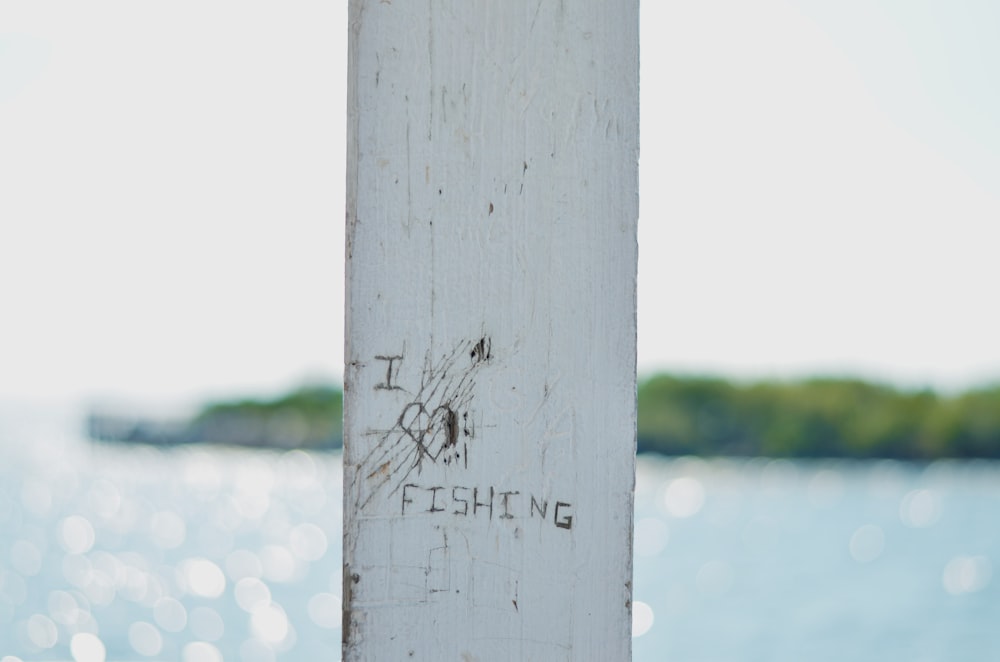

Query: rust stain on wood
367;460;391;479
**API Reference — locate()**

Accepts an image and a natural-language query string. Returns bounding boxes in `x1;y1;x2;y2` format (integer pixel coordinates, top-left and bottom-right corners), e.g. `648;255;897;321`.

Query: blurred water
0;405;342;661
632;456;1000;662
2;404;998;661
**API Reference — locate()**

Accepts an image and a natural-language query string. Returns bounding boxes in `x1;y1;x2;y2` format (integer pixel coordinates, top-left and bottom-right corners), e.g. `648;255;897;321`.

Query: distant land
89;376;1000;460
638;375;1000;460
88;384;343;450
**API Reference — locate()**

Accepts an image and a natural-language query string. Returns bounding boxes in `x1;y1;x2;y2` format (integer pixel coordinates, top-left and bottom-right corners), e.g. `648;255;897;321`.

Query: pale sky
2;1;999;404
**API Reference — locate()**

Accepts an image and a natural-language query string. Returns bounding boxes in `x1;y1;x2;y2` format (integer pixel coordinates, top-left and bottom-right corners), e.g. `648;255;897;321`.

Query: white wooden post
343;1;638;659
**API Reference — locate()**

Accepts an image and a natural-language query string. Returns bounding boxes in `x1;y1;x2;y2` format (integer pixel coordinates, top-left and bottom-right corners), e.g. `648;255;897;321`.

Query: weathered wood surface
343;1;638;659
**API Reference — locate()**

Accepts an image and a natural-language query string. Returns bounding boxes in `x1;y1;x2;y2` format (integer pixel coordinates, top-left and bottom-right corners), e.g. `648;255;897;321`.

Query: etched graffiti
374;354;404;390
400;483;574;530
359;337;492;508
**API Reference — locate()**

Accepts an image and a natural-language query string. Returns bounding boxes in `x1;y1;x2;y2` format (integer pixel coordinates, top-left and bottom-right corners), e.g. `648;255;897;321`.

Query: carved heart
399;402;458;463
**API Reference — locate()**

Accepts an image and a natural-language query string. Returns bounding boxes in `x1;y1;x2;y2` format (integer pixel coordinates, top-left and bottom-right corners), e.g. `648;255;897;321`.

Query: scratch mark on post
405;102;413;231
470;336;492;364
529;0;544;34
427;531;449;593
342;565;360;645
427;6;435;141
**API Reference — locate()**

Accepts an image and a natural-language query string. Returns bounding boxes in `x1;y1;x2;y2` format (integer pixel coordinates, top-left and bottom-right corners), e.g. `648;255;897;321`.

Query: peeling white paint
344;1;638;659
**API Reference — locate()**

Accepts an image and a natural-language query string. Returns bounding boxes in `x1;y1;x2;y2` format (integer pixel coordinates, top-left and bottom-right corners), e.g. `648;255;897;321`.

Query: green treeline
194;384;343;449
195;376;1000;458
638;375;1000;459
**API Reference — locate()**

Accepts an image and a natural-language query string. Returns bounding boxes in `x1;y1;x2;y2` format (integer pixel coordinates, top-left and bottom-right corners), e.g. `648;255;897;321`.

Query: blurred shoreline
75;375;1000;460
86;385;343;451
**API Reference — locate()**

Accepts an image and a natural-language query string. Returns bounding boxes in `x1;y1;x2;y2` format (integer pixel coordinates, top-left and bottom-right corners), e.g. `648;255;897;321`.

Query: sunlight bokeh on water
631;456;1000;661
2;404;999;660
0;405;344;661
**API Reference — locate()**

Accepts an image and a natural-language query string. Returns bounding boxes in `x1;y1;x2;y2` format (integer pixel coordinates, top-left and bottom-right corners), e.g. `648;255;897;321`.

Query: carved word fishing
400;484;573;530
